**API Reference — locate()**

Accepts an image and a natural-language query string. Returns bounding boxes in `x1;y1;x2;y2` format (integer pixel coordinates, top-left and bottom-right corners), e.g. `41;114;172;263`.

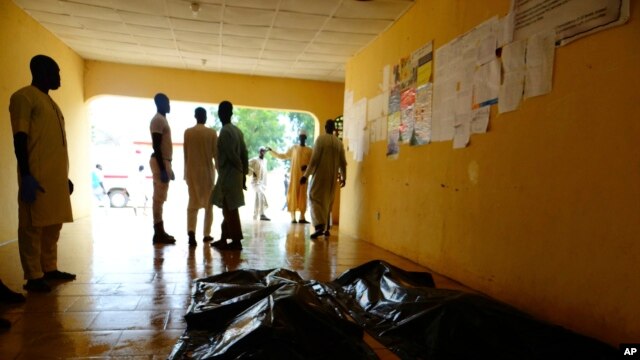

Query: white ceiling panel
12;0;415;82
264;39;307;52
62;2;121;21
260;50;300;60
223;7;275;26
167;0;222;21
13;0;65;14
127;24;175;38
326;18;393;34
141;46;181;57
222;24;268;38
133;36;176;48
75;17;129;33
274;12;327;30
118;11;170;28
306;42;360;56
257;59;296;69
225;0;280;10
294;61;340;70
179;50;221;60
174;30;221;45
111;0;166;15
297;53;348;63
221;55;258;65
334;1;412;20
279;0;341;16
178;42;219;54
314;31;375;46
222;46;262;58
222;35;265;49
27;10;82;27
170;18;219;33
269;28;316;42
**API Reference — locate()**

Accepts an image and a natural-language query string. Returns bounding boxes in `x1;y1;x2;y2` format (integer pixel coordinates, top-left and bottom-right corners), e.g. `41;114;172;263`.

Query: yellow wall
84;61;344;131
0;0;90;243
342;0;640;345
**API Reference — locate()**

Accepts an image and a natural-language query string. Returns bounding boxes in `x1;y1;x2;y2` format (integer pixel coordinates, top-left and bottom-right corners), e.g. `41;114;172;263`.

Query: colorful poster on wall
386;88;401;157
413;83;433;145
399;87;415;144
410;41;434;146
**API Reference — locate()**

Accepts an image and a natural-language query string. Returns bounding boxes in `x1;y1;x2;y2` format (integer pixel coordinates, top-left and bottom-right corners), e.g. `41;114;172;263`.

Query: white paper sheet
453;113;472;149
524;30;555;98
498;39;527;113
471;107;491;134
473;58;501;107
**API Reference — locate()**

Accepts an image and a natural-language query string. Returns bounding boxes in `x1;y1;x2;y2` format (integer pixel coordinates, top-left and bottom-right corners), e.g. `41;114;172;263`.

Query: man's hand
20;175;45;203
68;179;74;194
300;176;307;185
160;169;170;183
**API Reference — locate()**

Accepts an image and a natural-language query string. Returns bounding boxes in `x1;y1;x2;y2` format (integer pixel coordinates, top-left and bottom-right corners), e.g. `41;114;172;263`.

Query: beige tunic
184;124;218;208
303;134;346;227
9;85;73;227
271;144;312;213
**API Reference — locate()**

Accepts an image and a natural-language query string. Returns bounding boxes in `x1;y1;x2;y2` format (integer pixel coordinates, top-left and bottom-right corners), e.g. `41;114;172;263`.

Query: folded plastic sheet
169;260;617;360
168;268;377;359
331;260;618;360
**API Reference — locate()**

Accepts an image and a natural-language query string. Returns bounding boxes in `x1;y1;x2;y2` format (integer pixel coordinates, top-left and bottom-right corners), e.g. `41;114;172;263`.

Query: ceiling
13;0;414;82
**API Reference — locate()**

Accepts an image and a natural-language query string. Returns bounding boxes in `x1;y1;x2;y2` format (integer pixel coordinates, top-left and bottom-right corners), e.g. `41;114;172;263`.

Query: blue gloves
160;169;170;183
20;175;44;203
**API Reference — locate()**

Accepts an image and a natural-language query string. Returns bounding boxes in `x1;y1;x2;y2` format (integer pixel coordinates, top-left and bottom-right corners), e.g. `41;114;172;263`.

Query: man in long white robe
301;120;347;239
269;130;312;223
184;107;218;246
248;148;270;221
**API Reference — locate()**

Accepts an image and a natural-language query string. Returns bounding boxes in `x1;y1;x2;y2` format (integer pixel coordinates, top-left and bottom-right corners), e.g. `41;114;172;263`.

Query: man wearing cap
248;147;270;221
268;129;312;223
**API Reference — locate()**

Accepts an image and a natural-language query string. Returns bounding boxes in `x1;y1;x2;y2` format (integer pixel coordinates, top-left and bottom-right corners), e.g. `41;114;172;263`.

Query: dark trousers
221;199;243;241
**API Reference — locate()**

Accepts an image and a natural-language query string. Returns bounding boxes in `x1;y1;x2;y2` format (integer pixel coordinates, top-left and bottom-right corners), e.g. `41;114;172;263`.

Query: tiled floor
0;207;470;359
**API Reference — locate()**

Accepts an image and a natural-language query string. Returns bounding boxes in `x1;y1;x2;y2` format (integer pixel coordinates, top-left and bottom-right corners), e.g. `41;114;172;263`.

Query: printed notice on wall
513;0;629;46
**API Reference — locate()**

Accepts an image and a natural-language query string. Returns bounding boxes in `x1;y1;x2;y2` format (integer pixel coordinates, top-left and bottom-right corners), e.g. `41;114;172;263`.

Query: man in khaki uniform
301;120;347;239
268;129;312;223
149;93;176;245
9;55;76;292
184;107;218;247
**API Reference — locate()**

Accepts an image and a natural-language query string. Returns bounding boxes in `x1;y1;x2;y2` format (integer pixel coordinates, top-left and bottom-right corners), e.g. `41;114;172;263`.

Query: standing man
248;147;270;221
211;101;248;251
268;129;312;223
9;55;76;292
184;107;218;247
149;93;176;244
301;120;347;239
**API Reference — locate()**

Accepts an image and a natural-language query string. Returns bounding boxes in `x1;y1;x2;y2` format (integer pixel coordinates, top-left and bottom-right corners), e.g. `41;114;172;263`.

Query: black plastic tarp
169;268;377;359
330;260;617;360
168;260;617;360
